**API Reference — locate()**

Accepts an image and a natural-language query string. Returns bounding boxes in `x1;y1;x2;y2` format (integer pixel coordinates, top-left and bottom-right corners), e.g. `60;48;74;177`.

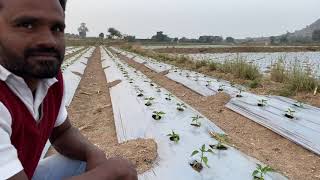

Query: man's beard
0;46;64;79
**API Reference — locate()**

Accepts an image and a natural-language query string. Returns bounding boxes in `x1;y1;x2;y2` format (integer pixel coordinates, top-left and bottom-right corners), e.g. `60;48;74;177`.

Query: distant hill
290;18;320;38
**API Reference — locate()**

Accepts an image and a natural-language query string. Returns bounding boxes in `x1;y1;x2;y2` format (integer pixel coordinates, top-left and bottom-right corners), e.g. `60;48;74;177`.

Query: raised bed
102;47;286;180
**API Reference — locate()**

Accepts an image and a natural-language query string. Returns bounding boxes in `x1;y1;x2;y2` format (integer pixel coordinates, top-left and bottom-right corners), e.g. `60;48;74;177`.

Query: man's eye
18;23;33;29
52;26;64;33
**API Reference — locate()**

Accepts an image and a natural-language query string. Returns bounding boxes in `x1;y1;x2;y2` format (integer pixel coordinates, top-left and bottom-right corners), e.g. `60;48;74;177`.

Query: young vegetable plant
191;115;203;127
218;85;225;92
206;80;211;87
257;99;268;107
252;164;274;180
156;86;161;92
285;108;295;119
236;88;243;98
152;111;165;120
209;133;228;150
129;78;134;83
167;130;180;143
165;93;173;101
176;103;187;112
186;73;190;78
293;101;304;108
190;144;214;172
144;97;155;106
137;89;144;97
194;76;199;82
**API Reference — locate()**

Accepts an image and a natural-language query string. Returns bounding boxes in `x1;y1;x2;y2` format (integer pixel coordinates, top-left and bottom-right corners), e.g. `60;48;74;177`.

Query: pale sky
64;0;320;39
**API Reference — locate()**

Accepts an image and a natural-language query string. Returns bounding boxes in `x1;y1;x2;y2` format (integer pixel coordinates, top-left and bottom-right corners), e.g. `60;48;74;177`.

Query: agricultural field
186;52;320;76
47;45;320;180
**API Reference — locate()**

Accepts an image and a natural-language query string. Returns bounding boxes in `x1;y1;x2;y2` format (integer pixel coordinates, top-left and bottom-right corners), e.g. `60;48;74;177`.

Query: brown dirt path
50;47;157;174
113;49;320;180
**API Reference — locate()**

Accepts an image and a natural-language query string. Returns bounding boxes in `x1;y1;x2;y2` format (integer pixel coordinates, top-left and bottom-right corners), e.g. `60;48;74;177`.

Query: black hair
59;0;67;11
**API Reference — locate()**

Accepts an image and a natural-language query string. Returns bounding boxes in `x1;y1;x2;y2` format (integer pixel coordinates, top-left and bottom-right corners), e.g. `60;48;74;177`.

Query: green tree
99;33;104;39
78;23;89;38
151;31;171;42
108;27;122;39
226;37;235;43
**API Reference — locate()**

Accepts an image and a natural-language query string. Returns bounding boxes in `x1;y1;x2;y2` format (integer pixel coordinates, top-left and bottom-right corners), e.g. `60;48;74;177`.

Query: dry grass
218;56;262;81
270;58;286;83
270;58;319;95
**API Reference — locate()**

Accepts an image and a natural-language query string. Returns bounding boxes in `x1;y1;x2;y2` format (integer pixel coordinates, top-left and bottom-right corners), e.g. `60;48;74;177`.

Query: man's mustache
24;47;62;60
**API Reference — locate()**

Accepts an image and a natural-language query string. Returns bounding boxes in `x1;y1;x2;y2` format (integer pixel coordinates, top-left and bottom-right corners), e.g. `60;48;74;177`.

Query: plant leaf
191;150;199;156
202;157;209;167
207;149;214;153
201;144;206;151
252;170;259;176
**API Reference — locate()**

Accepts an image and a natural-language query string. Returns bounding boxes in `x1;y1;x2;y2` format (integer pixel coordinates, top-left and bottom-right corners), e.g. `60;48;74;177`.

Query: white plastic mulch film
115;47;320;156
112;47;246;97
226;94;320;155
101;47;286;180
41;47;94;159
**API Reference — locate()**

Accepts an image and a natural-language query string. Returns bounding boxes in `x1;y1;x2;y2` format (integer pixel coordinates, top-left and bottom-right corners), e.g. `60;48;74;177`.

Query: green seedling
167;130;180;143
257;99;268;107
145;97;155;106
186;73;190;78
152;111;165;120
176;103;187;111
191;115;202;127
129;78;134;83
218;85;225;92
156;87;161;92
285;108;295;119
190;144;214;172
165;93;173;101
209;132;228;150
137;89;144;97
206;80;211;87
293;101;304;108
236;89;243;98
194;76;199;82
252;164;274;180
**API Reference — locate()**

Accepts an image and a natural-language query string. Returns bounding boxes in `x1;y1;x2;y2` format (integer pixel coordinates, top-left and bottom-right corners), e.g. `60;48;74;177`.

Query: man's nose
34;28;58;48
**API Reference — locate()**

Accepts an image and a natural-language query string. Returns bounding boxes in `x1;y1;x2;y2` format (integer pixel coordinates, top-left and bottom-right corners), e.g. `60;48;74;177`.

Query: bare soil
49;47;157;174
114;51;320;180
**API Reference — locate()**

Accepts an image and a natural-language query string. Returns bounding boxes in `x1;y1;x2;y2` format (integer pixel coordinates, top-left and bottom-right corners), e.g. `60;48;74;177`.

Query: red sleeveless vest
0;72;63;179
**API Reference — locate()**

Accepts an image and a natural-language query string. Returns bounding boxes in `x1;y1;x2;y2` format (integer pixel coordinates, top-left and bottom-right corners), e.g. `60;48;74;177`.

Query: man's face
0;0;65;79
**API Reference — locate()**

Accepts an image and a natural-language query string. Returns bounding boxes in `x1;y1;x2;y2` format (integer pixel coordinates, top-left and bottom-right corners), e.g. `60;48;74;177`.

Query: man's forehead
0;0;63;15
